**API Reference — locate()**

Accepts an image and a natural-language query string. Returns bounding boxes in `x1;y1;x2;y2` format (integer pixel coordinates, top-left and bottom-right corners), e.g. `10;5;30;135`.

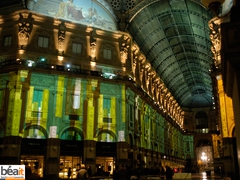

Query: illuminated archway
97;129;116;142
60;127;83;140
23;125;48;139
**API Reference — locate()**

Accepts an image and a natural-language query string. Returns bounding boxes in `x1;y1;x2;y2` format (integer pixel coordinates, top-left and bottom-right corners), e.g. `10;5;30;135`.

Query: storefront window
96;157;114;176
21;156;44;178
59;156;82;179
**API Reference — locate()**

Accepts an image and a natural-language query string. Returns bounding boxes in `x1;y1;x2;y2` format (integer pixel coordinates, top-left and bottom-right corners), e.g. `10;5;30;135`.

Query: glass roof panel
128;0;214;108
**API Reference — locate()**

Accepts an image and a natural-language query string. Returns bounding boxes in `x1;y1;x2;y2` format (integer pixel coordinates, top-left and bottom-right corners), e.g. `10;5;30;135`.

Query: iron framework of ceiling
124;0;214;108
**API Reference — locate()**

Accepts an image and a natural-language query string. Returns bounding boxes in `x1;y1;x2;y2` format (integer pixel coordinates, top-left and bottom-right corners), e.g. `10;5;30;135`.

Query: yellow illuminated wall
217;75;235;138
55;76;64;117
5;72;22;136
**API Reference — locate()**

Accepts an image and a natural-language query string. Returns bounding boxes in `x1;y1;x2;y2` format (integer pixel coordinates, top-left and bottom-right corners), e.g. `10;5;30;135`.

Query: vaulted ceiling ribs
126;0;214;108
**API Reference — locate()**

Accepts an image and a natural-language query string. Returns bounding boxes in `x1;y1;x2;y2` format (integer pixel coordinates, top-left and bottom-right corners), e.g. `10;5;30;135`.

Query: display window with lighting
96;157;115;176
21;155;44;178
59;156;82;179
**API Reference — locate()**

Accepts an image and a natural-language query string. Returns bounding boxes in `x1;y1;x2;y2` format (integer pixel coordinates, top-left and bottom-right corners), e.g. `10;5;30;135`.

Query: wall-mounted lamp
89;147;94;152
90;61;96;67
19;49;25;55
58;56;63;61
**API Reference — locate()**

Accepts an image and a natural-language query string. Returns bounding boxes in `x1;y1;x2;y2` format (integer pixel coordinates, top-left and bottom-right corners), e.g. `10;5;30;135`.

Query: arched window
195;111;208;129
60;127;83;140
23;125;47;139
97;130;116;142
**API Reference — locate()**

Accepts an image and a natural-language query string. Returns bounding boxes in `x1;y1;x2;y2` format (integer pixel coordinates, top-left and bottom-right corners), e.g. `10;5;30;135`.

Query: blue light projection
27;0;118;31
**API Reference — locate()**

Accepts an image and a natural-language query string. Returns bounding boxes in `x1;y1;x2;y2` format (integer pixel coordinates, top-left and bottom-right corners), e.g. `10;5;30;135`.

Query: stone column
132;145;138;169
222;137;238;178
146;149;152;169
45;138;61;179
221;20;240;179
140;148;146;168
83;140;96;175
0;136;22;164
117;142;129;167
152;151;157;168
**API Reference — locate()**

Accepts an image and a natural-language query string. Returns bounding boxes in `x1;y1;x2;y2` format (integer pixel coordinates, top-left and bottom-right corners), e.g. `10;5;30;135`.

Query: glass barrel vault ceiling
127;0;214;108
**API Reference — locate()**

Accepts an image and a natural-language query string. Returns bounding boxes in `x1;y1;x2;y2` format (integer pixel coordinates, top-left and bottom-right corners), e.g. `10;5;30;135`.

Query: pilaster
117;141;129;167
0;136;22;164
45;138;61;179
221;20;240;179
83;140;96;174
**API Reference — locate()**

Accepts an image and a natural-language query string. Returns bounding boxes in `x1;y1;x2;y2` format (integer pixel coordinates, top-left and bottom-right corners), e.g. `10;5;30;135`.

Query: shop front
95;142;116;176
21;138;47;178
59;140;83;179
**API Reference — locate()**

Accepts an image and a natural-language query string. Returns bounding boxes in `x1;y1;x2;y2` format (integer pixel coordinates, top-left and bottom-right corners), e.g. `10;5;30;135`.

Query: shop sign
61;140;83;152
96;142;116;153
22;139;46;149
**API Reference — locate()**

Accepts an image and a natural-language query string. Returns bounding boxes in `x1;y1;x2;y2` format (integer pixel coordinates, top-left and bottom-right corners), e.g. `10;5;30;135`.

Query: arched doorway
96;130;116;175
195;139;213;172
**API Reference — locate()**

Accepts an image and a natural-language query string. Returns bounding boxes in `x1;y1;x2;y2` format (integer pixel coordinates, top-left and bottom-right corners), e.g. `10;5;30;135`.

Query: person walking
87;166;92;178
165;165;173;180
113;165;120;180
160;166;165;180
77;164;89;180
68;167;72;179
119;164;127;180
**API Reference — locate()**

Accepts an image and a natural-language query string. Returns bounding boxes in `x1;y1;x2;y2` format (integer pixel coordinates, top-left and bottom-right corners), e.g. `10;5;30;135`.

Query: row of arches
0;124;117;141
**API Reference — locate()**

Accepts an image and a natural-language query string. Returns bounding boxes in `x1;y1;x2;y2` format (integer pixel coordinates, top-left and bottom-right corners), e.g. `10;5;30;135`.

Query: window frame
103;48;112;60
3;35;12;47
72;42;82;54
38;36;49;48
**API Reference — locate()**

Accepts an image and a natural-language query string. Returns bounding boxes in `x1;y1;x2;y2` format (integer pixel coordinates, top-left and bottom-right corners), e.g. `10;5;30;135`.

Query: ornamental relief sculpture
58;22;66;54
18;13;34;49
209;17;222;68
130;43;182;124
90;40;97;60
